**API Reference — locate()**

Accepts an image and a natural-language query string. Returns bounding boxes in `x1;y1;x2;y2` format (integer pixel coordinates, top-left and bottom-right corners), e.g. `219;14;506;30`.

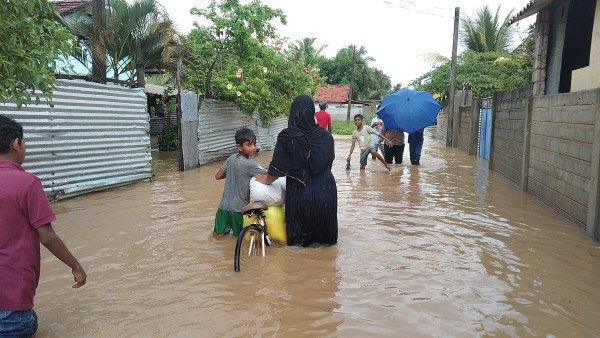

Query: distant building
314;85;367;122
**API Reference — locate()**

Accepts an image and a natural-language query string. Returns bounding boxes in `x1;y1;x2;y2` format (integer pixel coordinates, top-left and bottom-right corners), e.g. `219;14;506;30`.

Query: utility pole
347;45;356;122
177;58;183;171
92;0;106;81
447;7;459;147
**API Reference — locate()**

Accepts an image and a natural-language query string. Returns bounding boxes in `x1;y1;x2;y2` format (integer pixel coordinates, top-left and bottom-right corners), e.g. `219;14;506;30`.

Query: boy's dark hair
235;127;256;145
318;100;327;110
0;115;23;153
353;114;364;121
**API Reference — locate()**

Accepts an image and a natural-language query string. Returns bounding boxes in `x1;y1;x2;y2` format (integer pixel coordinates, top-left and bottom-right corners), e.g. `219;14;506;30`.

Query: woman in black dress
256;94;338;246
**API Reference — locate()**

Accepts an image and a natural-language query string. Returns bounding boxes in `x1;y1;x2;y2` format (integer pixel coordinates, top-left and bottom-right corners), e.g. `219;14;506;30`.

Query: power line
376;0;503;24
385;0;456;12
375;0;454;19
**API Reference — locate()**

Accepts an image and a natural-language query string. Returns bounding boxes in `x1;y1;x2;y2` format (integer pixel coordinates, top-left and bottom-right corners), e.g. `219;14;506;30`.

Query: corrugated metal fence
0;79;152;201
196;99;286;166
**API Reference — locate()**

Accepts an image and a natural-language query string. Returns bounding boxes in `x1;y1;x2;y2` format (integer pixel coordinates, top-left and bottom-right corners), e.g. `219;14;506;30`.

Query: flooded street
35;130;600;337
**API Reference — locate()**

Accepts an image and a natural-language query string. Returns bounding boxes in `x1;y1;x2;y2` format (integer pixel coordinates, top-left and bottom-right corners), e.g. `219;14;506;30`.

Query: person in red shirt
0;115;87;337
315;100;332;132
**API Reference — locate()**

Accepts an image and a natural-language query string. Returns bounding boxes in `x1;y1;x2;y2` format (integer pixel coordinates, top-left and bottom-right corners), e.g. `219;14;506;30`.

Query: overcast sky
155;0;536;86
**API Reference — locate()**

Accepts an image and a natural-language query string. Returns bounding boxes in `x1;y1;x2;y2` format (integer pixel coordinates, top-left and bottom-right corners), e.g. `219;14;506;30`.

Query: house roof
510;0;554;23
314;84;351;103
52;0;91;16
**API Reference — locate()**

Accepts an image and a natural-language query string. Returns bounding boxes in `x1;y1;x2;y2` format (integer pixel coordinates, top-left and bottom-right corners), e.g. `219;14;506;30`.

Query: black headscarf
268;94;335;186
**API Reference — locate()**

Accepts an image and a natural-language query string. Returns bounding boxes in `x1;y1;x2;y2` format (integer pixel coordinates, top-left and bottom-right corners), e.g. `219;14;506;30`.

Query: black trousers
383;144;405;164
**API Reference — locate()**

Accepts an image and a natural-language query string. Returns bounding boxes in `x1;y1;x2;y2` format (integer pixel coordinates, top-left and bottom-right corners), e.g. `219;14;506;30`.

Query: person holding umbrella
346;114;391;171
376;89;440;166
408;128;425;165
379;125;405;164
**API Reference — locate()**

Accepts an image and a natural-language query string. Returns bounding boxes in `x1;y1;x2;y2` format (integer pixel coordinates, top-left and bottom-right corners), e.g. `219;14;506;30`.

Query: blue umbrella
377;89;441;133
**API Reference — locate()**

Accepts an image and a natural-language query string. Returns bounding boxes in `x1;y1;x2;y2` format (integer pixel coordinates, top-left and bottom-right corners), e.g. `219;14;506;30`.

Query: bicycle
234;201;271;272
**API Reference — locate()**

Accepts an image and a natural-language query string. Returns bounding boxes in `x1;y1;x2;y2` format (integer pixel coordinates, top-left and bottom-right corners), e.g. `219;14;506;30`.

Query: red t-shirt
0;160;56;311
315;110;332;129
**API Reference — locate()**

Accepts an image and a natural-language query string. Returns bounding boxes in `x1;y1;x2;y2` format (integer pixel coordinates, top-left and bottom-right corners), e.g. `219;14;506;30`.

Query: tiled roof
52;0;91;16
314;84;351;103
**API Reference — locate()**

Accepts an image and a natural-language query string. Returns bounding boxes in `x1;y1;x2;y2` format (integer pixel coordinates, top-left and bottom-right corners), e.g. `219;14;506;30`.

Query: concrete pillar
488;92;498;170
468;98;480;155
585;89;600;240
521;95;534;192
532;9;550;95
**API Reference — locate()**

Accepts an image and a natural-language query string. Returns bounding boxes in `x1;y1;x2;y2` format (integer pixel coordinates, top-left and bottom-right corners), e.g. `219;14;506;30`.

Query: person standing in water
346;114;391;171
256;94;338;247
0;115;87;337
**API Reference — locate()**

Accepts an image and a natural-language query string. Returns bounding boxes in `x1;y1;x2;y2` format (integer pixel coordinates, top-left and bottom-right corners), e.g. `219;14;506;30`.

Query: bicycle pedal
265;235;272;246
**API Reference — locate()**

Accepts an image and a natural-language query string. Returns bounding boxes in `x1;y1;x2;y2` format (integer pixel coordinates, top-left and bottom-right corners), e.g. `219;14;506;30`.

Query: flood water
35;130;600;337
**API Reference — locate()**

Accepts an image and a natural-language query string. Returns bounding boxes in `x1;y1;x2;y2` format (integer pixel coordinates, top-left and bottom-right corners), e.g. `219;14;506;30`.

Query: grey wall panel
181;93;199;170
256;115;286;151
196;100;288;166
0;79;152;201
197;99;254;166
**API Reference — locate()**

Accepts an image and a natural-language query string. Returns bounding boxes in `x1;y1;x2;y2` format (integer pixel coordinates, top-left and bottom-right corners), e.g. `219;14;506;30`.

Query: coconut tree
69;0;181;81
287;37;328;69
460;5;515;53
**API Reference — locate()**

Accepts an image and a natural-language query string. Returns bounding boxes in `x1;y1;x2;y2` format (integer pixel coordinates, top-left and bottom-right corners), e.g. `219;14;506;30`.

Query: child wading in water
213;128;267;239
346;114;391;171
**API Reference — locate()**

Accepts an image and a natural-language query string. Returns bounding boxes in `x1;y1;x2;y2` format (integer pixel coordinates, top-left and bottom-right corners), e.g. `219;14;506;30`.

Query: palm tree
69;0;181;81
460;5;515;53
287;37;328;69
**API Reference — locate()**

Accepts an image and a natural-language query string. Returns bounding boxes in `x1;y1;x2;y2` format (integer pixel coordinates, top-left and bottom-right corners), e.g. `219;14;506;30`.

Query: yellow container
243;205;286;245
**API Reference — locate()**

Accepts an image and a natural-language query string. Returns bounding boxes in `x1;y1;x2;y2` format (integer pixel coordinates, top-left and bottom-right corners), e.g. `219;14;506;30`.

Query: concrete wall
489;88;530;186
436;109;448;140
490;87;600;240
527;90;598;226
457;102;480;156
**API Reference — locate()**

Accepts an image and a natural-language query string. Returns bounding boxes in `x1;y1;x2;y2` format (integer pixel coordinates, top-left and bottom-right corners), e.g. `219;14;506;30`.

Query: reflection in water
35;131;600;337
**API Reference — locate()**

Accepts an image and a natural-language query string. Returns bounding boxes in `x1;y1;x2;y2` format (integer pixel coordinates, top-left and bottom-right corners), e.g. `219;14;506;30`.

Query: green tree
69;0;180;81
460;5;515;52
413;50;531;106
0;0;73;107
512;22;536;69
184;0;323;125
318;45;391;100
287;37;328;69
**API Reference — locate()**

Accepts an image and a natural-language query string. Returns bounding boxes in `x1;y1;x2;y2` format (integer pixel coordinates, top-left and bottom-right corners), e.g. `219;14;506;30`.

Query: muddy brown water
35;131;600;337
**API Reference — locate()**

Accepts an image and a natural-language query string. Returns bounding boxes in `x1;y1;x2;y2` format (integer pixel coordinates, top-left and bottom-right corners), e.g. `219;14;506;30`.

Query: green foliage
184;0;323;125
68;0;180;80
460;5;515;52
0;0;73;108
512;23;536;68
287;37;328;69
158;125;178;151
413;50;531;106
318;45;391;100
332;121;356;135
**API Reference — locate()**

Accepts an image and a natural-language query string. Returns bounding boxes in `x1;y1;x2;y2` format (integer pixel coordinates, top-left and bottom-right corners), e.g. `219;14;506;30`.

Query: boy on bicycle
213;127;267;239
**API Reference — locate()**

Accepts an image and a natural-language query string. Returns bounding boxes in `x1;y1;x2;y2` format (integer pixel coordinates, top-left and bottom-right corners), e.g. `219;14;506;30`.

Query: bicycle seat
241;201;269;215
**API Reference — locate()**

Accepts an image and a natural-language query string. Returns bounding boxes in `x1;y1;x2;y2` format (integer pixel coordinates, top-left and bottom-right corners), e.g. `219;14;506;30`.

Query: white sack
250;177;286;206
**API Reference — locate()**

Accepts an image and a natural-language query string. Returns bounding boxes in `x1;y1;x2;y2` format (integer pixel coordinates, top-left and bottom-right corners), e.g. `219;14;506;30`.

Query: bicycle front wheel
234;225;264;272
